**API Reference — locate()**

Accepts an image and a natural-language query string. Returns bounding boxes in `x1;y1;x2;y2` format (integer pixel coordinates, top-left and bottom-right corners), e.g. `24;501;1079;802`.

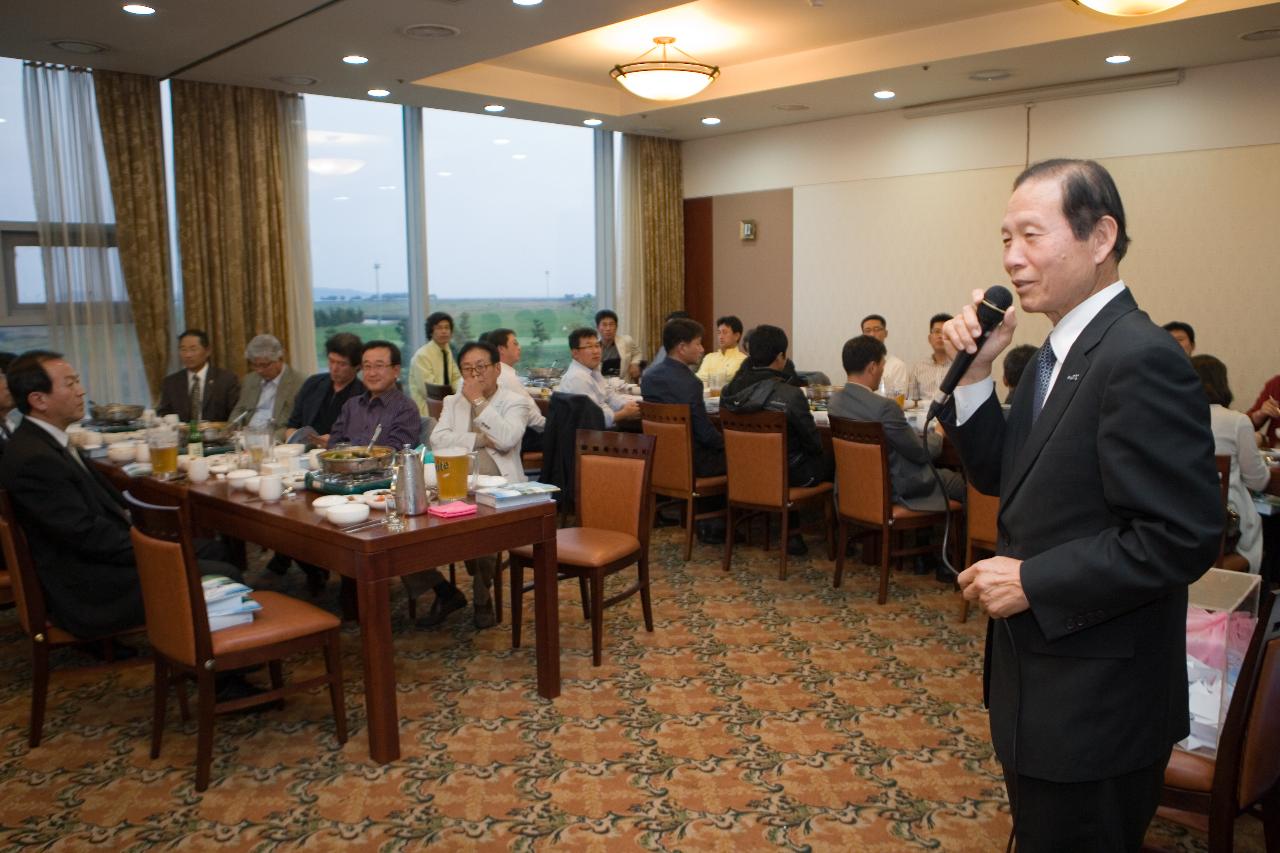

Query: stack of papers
474;481;560;509
201;575;262;631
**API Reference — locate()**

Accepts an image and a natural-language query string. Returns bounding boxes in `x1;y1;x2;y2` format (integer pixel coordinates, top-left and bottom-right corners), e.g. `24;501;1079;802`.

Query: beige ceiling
2;0;1278;140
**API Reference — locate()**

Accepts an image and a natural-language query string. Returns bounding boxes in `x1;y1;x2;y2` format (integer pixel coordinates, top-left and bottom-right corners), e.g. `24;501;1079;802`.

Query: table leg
356;574;399;762
533;535;561;699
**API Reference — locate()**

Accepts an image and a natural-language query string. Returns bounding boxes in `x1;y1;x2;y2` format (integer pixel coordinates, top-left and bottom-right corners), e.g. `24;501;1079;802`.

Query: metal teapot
393;445;430;516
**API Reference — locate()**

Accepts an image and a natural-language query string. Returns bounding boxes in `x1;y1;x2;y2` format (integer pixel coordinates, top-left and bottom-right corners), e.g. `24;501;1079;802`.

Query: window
422;110;596;369
0;55;48;352
304;94;408;363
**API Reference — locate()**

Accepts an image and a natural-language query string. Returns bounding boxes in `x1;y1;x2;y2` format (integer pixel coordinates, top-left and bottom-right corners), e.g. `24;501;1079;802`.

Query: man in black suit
940;160;1220;851
156;329;240;423
0;351;240;642
0;351;17;457
641;317;725;478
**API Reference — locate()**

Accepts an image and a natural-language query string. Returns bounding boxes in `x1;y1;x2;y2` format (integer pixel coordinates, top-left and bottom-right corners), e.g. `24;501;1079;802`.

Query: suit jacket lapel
1000;289;1138;510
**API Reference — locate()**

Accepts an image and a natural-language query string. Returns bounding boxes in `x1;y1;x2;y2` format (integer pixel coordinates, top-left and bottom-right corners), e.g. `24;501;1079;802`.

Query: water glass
384;491;404;531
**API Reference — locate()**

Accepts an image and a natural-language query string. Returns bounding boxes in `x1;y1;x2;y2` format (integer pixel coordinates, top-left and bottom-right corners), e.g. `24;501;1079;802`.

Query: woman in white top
1192;355;1271;572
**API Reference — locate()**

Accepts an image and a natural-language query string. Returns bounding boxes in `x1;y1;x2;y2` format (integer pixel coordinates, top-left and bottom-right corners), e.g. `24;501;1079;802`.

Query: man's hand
1252;397;1280;428
941;288;1018;386
616;400;641;421
462;375;486;406
628;363;642;382
957;555;1030;618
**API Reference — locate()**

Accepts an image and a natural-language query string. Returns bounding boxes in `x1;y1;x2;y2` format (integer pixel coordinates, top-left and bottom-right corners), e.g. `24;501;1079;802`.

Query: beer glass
146;426;179;479
433;447;476;502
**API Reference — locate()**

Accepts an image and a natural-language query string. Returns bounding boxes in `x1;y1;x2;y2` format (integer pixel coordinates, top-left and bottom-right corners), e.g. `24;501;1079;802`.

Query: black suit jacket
156;365;240;423
287;372;365;434
0;420;142;638
943;288;1220;782
641;356;724;458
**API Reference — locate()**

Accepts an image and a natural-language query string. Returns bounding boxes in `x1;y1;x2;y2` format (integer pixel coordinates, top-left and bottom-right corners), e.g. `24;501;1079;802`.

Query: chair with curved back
1158;588;1280;852
640;401;727;559
1213;454;1250;572
506;429;655;666
960;482;1000;623
828;416;963;604
720;409;834;580
125;492;346;791
0;489;143;747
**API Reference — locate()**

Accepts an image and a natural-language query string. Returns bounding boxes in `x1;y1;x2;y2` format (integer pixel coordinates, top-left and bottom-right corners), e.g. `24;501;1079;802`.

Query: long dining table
103;465;560;764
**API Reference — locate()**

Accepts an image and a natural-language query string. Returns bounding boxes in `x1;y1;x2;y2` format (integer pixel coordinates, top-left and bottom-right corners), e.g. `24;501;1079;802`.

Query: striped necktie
1032;338;1057;423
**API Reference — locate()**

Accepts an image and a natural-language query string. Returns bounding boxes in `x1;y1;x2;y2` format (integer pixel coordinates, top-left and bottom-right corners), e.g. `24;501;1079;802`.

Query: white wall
684;57;1280;403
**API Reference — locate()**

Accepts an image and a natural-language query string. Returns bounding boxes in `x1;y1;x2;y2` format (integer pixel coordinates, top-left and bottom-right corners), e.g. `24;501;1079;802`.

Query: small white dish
244;475;261;495
107;442;138;463
225;469;257;491
361;489;394;510
273;444;305;459
207;459;234;476
473;475;507;488
313;494;359;514
326;502;370;526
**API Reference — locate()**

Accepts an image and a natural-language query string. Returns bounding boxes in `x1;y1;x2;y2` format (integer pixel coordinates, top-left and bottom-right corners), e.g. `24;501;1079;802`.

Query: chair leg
638;555;654;632
878;529;891;604
825;499;836;561
590;570;605;667
323;631;348;745
578;575;592;621
779;509;790;581
29;640;49;748
722;506;735;573
268;660;284;693
151;656;169;759
194;670;217;792
404;581;417;622
176;675;191;722
511;556;525;649
683;495;695;560
834;519;848;588
493;555;505;626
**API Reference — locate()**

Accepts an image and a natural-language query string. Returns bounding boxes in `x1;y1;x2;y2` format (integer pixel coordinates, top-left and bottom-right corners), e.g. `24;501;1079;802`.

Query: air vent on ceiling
773;103;810;111
51;39;108;54
969;69;1012;81
1240;27;1280;41
272;75;319;87
401;23;461;39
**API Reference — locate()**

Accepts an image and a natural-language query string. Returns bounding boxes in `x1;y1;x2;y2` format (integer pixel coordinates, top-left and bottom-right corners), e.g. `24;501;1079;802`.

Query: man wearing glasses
557;328;641;427
327;340;420;450
417;340;544;629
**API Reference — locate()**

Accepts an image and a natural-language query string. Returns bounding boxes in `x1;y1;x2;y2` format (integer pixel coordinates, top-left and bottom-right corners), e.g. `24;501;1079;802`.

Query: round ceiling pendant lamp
610;37;719;101
1073;0;1187;15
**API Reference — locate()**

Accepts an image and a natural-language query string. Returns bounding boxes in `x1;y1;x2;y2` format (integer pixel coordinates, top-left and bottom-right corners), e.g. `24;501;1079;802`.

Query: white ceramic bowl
244;475;261;495
273;444;305;459
207;459;234;476
107;442;137;463
225;468;257;490
313;494;358;515
326;502;370;526
361;489;393;510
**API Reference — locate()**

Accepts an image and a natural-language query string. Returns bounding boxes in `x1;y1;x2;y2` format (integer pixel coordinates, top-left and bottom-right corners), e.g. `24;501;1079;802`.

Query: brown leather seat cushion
46;624;77;644
1163;747;1215;793
788;481;833;502
512;527;639;568
891;498;962;521
211;591;340;656
693;475;727;492
1218;552;1250;572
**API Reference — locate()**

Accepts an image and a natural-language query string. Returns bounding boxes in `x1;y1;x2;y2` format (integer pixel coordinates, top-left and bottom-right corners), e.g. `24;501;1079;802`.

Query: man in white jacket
421;340;542;628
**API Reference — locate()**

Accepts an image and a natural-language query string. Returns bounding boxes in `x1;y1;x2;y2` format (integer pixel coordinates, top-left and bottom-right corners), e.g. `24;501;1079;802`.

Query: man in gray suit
229;334;305;437
829;335;964;513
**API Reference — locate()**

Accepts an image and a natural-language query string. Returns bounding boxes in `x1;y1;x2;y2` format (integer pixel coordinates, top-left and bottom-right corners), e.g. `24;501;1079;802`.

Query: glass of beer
146;426;179;479
244;424;273;470
434;447;475;502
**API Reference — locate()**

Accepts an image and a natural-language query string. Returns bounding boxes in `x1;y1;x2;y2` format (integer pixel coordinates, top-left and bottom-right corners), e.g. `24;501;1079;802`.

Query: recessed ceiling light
400;23;460;39
367;88;390;97
873;90;896;100
1241;27;1280;41
512;154;527;160
272;75;318;87
122;4;155;15
493;138;510;145
773;104;809;112
513;0;542;5
50;39;108;54
483;104;505;113
0;119;7;124
701;117;721;126
583;118;603;126
969;69;1012;82
436;171;453;177
342;55;369;65
1105;54;1131;64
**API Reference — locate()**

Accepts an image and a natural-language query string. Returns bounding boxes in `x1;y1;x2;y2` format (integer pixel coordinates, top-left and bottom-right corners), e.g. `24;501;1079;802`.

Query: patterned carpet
0;525;1257;851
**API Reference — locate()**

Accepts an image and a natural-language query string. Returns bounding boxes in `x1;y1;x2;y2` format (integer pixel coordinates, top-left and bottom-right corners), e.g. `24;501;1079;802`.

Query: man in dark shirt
286;333;365;446
327;341;421;451
641;318;724;477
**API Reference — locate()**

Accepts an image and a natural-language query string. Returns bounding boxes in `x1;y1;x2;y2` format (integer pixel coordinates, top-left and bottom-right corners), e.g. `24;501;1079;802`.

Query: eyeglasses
863;326;885;334
459;363;494;377
362;362;395;372
574;342;602;351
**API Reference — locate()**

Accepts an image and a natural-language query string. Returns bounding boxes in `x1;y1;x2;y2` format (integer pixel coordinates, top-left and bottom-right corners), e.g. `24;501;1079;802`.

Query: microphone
925;284;1014;421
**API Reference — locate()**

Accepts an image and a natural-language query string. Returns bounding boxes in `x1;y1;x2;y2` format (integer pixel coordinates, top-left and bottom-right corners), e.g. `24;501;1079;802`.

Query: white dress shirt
250;374;280;428
498;363;546;430
557;359;634;428
955;281;1127;425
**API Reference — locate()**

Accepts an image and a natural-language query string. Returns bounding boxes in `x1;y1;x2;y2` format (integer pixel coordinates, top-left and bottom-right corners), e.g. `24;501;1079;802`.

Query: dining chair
424;383;452;402
505;429;655;666
1213;454;1249;572
1157;588;1280;853
539;392;606;515
0;489;145;747
960;482;1000;623
828;416;962;604
125;492;346;791
425;397;443;422
720;410;834;581
640;401;727;559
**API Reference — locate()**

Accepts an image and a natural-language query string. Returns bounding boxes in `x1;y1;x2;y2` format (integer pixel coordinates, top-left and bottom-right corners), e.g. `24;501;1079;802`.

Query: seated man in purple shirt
327;340;421;451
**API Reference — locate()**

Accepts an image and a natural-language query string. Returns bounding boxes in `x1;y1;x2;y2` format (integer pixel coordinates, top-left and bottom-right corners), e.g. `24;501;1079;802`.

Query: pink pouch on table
428;501;477;519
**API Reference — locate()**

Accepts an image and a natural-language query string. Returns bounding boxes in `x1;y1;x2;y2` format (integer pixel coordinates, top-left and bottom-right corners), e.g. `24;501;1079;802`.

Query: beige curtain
171;80;291;372
93;70;173;403
278;93;316;375
618;134;684;357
